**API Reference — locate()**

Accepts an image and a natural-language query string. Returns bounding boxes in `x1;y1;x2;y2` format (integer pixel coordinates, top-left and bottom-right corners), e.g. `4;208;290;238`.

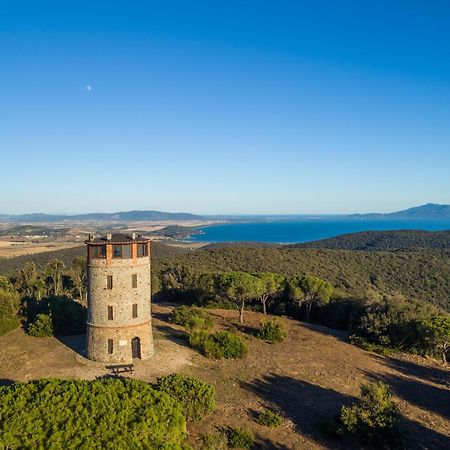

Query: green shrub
156;373;216;422
28;313;53;337
170;305;213;328
185;314;214;334
0;378;187;449
47;296;87;335
349;335;395;356
200;430;228;450
226;427;255;449
257;319;286;343
25;295;87;336
257;409;283;427
340;381;400;446
202;331;248;359
0;287;20;336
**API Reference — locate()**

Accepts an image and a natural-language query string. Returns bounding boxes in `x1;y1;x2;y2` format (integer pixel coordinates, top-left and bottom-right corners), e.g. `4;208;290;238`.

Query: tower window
137;243;148;257
107;275;113;289
132;303;138;318
108;306;114;320
122;244;131;258
132;274;138;288
113;245;122;258
107;339;113;354
90;245;106;259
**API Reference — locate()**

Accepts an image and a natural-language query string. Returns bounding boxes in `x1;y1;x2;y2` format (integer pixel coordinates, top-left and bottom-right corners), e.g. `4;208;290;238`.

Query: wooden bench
106;364;134;375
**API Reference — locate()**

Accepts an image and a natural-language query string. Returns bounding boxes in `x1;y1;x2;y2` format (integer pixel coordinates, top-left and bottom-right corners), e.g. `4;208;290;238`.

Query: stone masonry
86;234;154;363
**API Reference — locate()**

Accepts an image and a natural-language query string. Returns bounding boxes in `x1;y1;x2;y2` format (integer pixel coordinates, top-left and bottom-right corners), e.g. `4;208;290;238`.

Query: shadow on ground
153;324;191;349
363;369;450;420
242;372;450;450
241;373;356;449
152;310;172;323
301;322;349;342
56;334;86;356
371;354;450;388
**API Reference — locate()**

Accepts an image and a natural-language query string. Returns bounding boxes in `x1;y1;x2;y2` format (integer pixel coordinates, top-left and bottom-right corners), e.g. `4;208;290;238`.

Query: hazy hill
292;230;450;251
351;203;450;219
0;210;203;222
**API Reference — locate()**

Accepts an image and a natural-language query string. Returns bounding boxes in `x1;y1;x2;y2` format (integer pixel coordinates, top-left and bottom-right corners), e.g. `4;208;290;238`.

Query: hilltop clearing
0;304;448;449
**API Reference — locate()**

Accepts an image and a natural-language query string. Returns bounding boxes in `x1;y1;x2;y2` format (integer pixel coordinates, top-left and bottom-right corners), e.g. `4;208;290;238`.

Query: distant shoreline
185;217;450;245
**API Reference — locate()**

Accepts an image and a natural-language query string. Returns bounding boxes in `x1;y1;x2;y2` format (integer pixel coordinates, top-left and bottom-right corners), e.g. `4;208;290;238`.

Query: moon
85;84;92;91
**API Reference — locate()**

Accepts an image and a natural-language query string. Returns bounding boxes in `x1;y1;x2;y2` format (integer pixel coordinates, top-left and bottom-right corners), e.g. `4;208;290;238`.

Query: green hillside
293;230;450;251
154;246;450;311
1;241;449;311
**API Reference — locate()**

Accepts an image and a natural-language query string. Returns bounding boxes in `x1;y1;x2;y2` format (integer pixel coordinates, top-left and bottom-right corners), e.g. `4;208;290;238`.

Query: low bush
349;335;395;356
201;331;248;359
257;409;283;427
257;319;286;343
28;313;53;337
0;378;188;449
169;305;213;328
156;373;216;422
185;315;214;335
340;381;400;446
226;427;255;449
200;430;228;450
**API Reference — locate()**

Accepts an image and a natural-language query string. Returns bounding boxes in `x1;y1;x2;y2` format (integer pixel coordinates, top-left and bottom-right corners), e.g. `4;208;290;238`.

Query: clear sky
1;1;449;215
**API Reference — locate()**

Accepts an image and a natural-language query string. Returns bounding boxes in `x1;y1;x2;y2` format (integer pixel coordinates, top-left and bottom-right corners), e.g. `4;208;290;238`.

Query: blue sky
1;1;449;214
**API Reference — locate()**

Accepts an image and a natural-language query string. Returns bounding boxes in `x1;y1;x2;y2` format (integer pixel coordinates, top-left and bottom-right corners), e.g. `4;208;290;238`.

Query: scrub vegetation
0;378;189;449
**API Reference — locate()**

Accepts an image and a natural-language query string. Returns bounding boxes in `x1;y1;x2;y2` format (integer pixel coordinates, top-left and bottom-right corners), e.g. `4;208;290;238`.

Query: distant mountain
0;210;203;222
292;229;450;251
351;203;450;219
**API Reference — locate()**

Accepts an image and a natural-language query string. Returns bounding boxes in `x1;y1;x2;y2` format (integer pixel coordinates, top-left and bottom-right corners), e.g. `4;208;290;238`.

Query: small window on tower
108;305;114;320
132;274;138;288
132;303;138;318
107;275;113;289
107;339;113;354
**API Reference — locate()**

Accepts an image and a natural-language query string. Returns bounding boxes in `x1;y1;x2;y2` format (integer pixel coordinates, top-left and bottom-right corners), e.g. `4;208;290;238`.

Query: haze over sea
189;218;450;244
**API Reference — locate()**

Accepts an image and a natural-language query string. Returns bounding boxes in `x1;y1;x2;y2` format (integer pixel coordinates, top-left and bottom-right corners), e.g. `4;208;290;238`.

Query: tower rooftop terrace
87;233;149;245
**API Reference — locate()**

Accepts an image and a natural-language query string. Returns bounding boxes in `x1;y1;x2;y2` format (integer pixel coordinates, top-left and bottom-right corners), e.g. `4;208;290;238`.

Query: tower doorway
131;337;141;359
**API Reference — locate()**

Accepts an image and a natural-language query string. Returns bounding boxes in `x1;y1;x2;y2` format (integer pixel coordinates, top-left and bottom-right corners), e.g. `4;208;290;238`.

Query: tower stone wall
86;234;154;363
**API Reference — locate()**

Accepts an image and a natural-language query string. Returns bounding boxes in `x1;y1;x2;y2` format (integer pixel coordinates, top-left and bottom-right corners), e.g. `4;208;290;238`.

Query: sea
187;218;450;244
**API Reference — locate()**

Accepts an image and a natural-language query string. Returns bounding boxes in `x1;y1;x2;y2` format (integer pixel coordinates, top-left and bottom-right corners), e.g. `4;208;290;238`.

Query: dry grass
0;240;83;258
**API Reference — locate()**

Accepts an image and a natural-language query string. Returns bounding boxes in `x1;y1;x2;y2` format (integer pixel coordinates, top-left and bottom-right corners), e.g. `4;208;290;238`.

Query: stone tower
85;233;154;363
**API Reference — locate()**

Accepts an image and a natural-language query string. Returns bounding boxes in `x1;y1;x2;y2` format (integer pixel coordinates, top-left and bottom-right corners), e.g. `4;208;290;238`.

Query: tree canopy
0;378;188;449
215;272;264;322
288;275;334;321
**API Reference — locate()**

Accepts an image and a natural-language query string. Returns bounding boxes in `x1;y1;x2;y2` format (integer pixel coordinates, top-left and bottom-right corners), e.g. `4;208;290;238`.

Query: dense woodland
0;231;449;363
294;229;450;251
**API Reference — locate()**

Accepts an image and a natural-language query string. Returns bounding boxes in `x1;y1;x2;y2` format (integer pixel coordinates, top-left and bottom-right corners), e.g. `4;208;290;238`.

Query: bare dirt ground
0;304;449;449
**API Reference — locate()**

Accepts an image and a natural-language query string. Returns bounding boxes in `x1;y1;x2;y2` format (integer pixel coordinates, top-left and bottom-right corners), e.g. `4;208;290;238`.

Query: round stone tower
85;233;154;363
